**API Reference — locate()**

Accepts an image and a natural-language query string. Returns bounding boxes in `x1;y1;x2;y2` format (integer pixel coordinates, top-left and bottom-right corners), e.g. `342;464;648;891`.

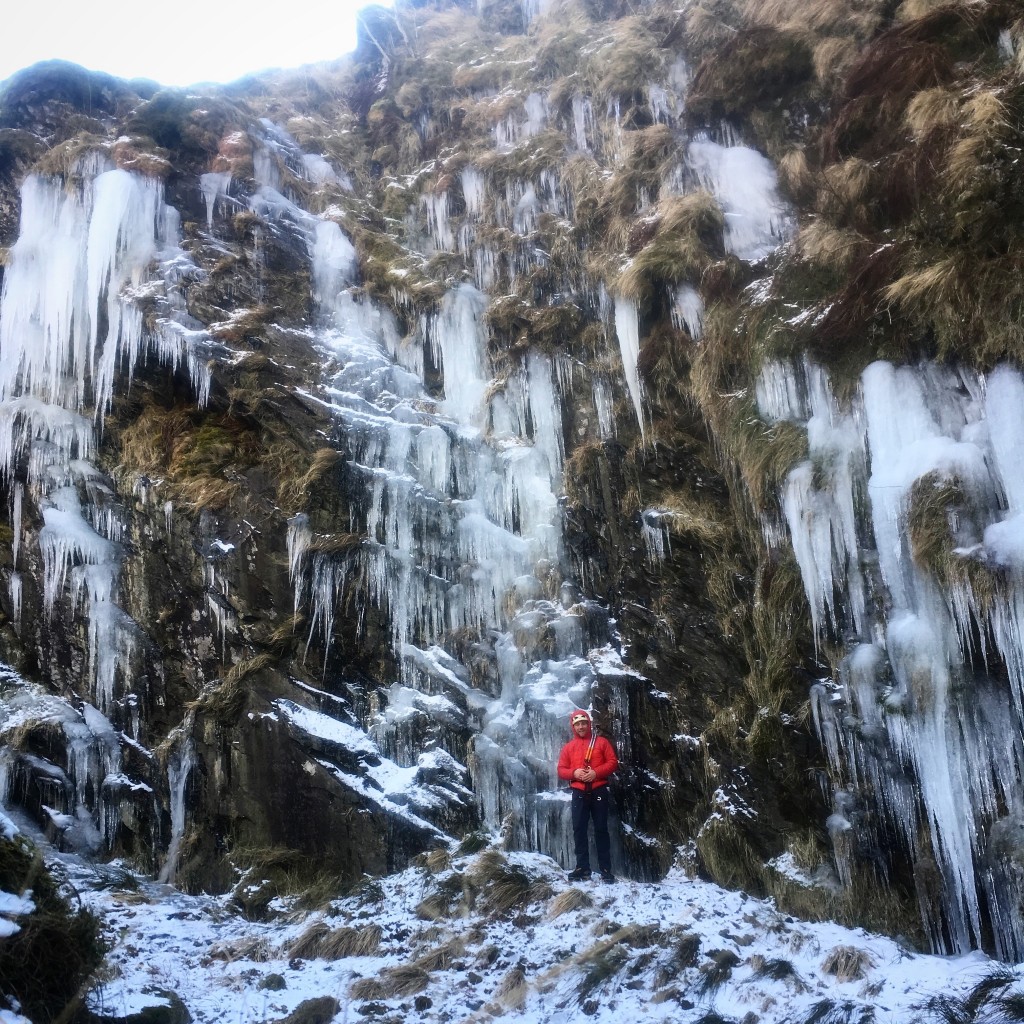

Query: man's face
573;718;589;737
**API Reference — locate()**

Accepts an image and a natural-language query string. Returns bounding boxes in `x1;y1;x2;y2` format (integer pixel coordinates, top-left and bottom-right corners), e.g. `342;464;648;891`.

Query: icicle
999;28;1015;61
206;589;237;664
39;500;120;618
302;154;352;190
512;184;540;235
293;170;617;872
158;733;195;884
641;510;671;564
671;284;704;340
571;96;594;152
520;0;550;24
199;172;232;230
311;220;358;314
756;359;807;423
522;93;548;137
423;192;455;251
431;284;489;428
768;355;1024;956
287;513;313;617
593;378;615;439
305;553;350;667
253;146;282;191
613;296;645;437
526;351;563;479
88;601;139;712
461;166;486;218
8;573;21;632
0;399;95;488
781;362;868;644
10;482;22;568
415;425;451;494
648;85;670;124
985;366;1024;514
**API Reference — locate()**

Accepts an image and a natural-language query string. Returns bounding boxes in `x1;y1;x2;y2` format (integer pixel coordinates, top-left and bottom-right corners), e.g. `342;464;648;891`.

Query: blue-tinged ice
764;355;1024;958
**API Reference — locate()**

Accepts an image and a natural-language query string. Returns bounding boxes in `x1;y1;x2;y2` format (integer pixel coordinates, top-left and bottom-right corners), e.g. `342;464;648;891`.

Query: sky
1;0;388;89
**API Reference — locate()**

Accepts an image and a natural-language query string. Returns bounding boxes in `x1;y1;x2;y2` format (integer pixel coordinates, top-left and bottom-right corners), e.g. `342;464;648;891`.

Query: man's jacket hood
569;709;592;735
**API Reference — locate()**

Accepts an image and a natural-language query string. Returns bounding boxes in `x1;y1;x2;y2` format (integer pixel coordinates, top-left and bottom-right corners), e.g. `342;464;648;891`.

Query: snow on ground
53;845;1023;1024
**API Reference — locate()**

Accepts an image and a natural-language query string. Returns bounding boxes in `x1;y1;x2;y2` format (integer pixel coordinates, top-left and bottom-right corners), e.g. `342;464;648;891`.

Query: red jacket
557;710;618;791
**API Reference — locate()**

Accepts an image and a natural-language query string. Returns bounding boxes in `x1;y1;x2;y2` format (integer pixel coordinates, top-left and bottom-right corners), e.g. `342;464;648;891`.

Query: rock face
2;0;1024;961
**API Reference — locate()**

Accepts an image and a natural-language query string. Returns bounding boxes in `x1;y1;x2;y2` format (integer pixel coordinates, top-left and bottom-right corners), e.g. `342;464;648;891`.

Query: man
557;708;618;883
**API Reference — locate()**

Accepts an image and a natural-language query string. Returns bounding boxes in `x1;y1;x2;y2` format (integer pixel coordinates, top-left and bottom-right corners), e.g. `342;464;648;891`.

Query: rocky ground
8;826;1015;1024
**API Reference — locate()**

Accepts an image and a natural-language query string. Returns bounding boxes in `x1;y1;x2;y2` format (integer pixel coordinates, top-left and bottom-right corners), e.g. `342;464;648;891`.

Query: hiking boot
600;869;616;883
567;867;591;882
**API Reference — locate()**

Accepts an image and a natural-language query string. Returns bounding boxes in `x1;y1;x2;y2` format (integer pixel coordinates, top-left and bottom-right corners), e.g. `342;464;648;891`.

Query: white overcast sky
2;0;385;89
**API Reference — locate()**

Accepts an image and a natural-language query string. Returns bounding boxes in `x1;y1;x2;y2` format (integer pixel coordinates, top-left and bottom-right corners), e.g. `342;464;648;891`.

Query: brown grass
614;192;724;302
777;147;814;202
821;944;876;981
905;87;960;138
797;222;868;271
412;937;464;972
494;965;528;1008
208;934;275;962
320;924;383;959
812;36;861;86
548;888;594;919
695;814;762;891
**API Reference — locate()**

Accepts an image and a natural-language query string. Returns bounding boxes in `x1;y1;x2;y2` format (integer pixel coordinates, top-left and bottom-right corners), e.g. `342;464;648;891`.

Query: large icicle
771;355;1024;958
613;297;644;437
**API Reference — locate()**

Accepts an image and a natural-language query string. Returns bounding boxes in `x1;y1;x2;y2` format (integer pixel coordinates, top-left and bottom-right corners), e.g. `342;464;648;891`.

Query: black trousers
571;787;611;872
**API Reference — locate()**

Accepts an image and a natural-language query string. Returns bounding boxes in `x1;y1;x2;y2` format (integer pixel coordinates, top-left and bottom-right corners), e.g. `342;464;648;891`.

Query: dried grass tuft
287;921;330;960
821;944;875;982
963;90;1007;130
882;256;962;313
797;222;867;271
412;936;464;972
895;0;952;20
349;976;386;1001
821;158;874;216
209;935;275;963
548;887;594;919
905;87;960;138
425;847;452;874
495;965;529;1008
614;192;724;302
777;147;814;200
319;924;383;960
381;964;431;997
695;813;762;891
812;36;860;85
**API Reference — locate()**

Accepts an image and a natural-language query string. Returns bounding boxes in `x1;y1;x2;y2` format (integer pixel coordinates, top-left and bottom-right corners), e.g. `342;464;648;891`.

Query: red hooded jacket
557;710;618;791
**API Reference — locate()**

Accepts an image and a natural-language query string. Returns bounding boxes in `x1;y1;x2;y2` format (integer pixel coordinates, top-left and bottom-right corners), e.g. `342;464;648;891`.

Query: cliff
1;0;1023;968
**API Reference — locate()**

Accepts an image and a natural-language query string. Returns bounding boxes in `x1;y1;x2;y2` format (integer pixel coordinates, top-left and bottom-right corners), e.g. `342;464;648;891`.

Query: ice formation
0;154;216;857
276;169;621;864
613;297;645;436
760;356;1024;959
687;139;793;262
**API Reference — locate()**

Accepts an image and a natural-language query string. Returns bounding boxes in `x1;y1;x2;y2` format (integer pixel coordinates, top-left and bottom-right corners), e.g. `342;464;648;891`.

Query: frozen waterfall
762;356;1024;959
0;155;215;860
288;199;620;867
